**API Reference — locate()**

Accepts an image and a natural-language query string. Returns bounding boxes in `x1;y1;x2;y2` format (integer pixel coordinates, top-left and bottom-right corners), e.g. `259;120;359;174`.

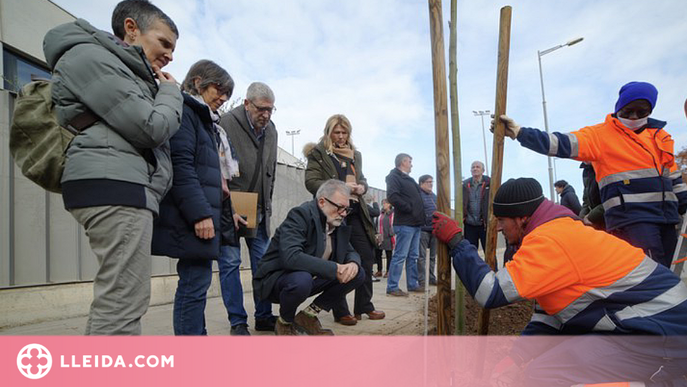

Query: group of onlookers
44;0;444;336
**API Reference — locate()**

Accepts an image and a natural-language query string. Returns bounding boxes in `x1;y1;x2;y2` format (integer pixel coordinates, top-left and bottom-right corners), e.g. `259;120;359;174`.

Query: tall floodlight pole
472;110;491;175
538;37;583;200
285;130;301;156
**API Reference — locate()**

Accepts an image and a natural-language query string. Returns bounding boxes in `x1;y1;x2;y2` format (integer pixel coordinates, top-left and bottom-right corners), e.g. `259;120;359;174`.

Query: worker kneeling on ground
432;177;687;387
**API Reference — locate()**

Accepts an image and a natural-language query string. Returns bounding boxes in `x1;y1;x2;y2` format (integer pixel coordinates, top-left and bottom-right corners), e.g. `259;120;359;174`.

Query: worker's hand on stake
490;356;521;387
490;114;521;140
432;211;463;250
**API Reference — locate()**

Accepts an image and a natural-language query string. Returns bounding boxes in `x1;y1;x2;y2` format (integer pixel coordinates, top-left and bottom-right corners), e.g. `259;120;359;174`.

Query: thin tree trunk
427;0;452;335
448;0;465;335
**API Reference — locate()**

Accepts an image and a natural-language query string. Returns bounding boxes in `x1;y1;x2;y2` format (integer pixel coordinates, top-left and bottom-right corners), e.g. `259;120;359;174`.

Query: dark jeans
269;269;365;322
611;222;678;268
332;211;375;317
217;220;274;327
173;259;213;335
464;223;486;253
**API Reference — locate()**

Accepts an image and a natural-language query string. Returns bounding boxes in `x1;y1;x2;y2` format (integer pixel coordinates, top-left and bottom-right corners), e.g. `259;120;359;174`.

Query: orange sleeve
505;233;581;300
571;124;603;162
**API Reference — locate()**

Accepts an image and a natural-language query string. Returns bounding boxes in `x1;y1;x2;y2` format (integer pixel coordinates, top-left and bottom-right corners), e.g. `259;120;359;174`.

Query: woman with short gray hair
152;59;240;335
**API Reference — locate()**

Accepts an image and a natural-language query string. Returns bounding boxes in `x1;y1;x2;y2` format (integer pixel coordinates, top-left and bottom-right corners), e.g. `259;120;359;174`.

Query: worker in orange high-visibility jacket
432;178;687;387
492;81;687;268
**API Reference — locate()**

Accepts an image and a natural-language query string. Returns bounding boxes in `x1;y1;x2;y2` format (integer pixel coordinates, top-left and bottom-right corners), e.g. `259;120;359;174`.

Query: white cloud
51;0;687;201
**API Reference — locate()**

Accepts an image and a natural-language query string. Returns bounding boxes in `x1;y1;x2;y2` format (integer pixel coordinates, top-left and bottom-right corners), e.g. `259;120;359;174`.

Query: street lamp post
472;110;491;175
285;129;301;156
538;37;583;201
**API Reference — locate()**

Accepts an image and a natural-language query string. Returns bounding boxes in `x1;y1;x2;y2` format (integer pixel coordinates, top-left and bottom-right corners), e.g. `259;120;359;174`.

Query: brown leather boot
274;319;299;335
294;311;334;336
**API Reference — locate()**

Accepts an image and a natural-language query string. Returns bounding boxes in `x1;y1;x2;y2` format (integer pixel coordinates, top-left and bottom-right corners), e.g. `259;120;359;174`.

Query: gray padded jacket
43;19;183;215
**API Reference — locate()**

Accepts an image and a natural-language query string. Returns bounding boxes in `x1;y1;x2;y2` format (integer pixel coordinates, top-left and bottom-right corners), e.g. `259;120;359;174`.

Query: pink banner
2;336;685;386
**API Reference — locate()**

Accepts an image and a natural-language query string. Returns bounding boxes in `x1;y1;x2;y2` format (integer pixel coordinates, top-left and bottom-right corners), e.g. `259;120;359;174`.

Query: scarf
331;143;356;184
190;94;239;180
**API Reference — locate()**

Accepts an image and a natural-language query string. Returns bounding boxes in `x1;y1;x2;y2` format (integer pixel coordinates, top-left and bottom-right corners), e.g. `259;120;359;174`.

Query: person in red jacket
493;82;687;267
433;177;687;386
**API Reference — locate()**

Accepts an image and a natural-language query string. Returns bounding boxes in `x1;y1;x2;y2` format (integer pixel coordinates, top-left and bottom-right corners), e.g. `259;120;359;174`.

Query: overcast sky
50;0;687;203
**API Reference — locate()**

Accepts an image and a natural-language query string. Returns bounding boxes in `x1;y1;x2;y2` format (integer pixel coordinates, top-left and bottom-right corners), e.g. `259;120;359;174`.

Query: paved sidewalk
1;271;435;336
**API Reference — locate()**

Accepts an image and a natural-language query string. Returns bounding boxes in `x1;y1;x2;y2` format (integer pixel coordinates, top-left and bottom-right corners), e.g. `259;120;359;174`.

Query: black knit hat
492;178;545;218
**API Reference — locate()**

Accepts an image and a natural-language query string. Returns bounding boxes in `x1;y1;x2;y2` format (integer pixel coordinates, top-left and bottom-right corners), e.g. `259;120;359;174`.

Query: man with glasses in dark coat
253;180;364;335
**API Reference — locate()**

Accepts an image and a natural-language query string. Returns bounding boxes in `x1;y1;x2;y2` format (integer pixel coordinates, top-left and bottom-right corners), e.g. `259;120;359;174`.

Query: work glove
490;356;522;387
490;114;521;140
432;211;463;250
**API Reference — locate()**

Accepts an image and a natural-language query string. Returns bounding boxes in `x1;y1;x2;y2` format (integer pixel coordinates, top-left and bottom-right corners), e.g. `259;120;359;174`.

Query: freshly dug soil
428;292;533;335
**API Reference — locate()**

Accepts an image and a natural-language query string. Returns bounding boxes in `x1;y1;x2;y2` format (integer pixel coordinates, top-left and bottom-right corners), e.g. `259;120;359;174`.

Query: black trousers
374;248;383;272
269;270;365;322
332;211;375;317
464;223;486;253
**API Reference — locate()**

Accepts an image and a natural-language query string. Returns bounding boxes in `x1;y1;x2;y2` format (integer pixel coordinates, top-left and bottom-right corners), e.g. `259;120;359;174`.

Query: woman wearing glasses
152;60;238;335
303;114;385;325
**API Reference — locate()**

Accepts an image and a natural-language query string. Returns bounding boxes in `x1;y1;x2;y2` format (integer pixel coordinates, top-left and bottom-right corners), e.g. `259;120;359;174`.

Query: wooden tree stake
477;5;512;335
448;0;466;335
427;0;452;335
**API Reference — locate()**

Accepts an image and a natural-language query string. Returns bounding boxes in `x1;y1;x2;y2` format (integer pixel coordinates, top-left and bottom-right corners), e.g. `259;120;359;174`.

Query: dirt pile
428;292;533;335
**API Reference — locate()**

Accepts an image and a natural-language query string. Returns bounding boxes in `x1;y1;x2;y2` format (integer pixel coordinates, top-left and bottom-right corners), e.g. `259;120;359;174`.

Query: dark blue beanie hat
614;81;658;113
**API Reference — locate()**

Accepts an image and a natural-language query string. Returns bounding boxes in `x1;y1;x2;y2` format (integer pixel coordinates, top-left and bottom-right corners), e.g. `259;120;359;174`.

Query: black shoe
230;323;251;336
255;316;277;331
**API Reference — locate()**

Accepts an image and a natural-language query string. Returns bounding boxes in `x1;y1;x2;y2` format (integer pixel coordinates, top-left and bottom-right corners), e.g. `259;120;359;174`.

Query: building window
3;48;51;93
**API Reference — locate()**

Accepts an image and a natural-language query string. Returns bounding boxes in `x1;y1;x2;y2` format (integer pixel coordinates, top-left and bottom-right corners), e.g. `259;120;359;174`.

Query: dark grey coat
219;105;278;236
385;168;425;226
560;184;582;215
252;200;361;301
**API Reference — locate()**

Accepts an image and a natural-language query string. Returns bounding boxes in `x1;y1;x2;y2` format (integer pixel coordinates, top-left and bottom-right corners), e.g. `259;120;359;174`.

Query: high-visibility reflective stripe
555;258;657;323
548;133;559;156
615;282;687;321
592;314;618;331
474;271;496;306
674;183;687;194
497;269;524;303
568;133;579;158
603;192;678;211
598;168;663;189
530;311;562;330
669;170;682;179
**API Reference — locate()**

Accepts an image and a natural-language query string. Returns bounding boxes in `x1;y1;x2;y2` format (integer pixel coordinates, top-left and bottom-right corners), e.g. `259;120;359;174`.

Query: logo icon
17;343;52;379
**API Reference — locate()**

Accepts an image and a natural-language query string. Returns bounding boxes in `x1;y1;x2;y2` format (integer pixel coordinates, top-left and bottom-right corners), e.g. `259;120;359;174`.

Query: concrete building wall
0;0;89;289
0;0;74;61
0;0;390;327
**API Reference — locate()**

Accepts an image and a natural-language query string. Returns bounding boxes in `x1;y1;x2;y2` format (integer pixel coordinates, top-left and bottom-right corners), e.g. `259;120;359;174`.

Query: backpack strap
29;75;99;134
66;111;99;134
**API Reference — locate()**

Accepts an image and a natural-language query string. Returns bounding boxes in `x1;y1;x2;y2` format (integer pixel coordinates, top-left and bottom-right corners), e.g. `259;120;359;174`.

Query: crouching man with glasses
252;180;364;335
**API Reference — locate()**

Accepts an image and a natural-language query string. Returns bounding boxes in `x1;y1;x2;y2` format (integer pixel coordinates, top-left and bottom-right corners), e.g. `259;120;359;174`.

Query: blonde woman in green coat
304;114;385;326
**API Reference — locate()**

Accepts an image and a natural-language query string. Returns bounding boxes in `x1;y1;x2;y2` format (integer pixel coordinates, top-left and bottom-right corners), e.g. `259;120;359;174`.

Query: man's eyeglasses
249;100;276;114
324;197;352;215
